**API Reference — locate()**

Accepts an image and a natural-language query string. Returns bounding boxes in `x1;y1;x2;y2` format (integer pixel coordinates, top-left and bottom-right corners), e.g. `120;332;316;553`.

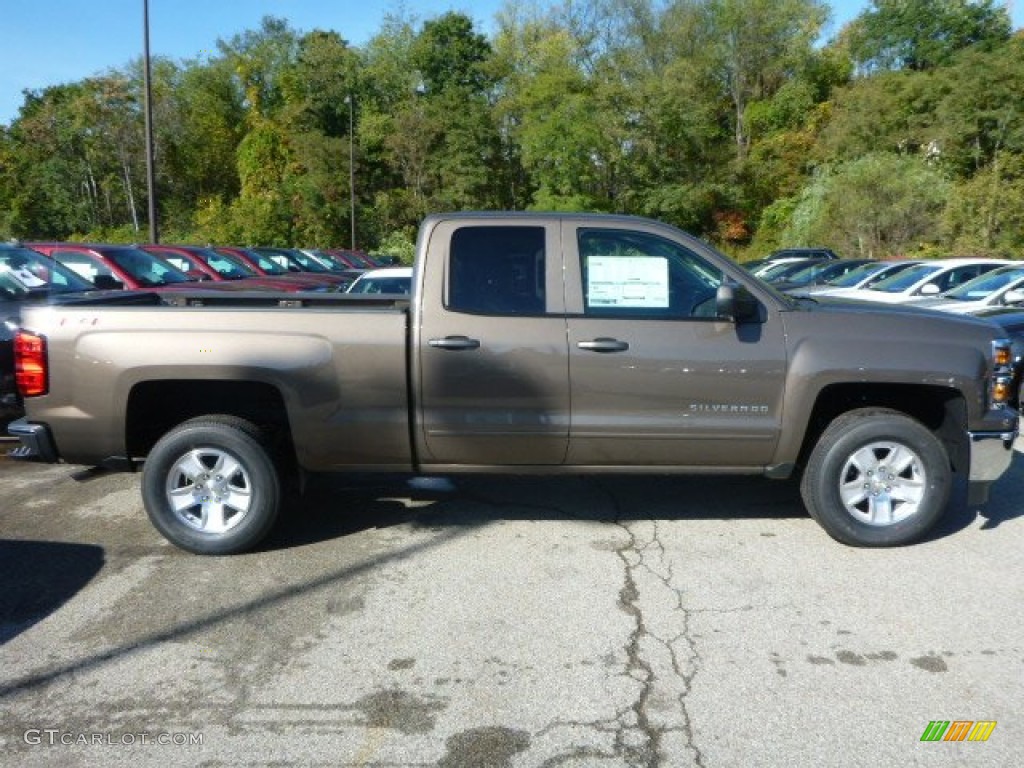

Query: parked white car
837;258;1011;304
345;267;413;294
903;265;1024;314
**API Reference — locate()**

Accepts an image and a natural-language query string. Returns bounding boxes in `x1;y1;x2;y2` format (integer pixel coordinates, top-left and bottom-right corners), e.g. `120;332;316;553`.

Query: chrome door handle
576;338;629;353
428;335;481;351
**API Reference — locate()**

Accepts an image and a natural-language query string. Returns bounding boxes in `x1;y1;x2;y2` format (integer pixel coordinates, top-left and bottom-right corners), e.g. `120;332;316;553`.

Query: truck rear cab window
447;226;546;315
578;229;724;319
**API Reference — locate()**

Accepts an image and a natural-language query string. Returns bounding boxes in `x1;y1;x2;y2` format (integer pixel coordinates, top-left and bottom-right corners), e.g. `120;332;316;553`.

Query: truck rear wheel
800;408;951;547
142;416;280;555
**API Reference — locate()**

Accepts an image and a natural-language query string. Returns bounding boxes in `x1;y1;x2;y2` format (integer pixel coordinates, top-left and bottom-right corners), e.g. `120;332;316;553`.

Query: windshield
858;261;922;288
0;247;95;300
192;248;255;279
823;262;890;288
343;251;378;268
305;250;344;270
255;248;330;273
943;267;1024;300
347;275;411;294
758;260;815;281
782;262;831;282
286;250;330;273
867;263;942;293
219;248;288;275
104;247;193;286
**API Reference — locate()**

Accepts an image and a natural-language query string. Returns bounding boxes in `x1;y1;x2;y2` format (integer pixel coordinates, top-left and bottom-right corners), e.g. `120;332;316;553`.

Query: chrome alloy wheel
838;441;926;526
165;447;252;534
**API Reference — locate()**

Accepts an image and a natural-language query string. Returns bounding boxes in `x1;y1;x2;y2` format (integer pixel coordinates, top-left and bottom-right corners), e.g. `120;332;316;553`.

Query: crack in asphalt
600;480;706;768
615;520;662;767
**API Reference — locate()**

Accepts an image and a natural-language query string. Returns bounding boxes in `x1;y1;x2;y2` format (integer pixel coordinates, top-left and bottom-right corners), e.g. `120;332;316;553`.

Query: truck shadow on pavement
0;540;105;646
265;446;1024;552
267;472;805;548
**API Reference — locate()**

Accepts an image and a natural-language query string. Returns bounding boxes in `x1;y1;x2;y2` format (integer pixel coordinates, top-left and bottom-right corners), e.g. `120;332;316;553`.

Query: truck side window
448;226;546;315
578;229;723;319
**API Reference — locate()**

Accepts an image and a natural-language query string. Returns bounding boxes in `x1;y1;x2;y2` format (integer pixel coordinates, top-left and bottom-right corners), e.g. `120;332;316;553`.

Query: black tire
800;408;951;547
142;416;280;555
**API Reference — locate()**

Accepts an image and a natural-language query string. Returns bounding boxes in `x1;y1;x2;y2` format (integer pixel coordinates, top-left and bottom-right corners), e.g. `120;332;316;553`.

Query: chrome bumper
968;430;1017;483
966;429;1017;504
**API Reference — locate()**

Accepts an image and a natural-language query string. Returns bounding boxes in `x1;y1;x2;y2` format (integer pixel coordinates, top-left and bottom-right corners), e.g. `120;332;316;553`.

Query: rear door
563;220;788;467
415;218;570;466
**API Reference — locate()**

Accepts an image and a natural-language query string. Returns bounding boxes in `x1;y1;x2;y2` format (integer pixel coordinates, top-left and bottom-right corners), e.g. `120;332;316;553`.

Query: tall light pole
142;0;159;243
345;94;355;250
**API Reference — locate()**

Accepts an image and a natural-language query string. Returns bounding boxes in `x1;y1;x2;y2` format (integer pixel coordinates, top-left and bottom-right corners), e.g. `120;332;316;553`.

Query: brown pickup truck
9;213;1019;553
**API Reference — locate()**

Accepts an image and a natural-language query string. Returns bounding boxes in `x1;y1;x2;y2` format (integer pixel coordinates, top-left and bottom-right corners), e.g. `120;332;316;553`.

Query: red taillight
14;331;48;397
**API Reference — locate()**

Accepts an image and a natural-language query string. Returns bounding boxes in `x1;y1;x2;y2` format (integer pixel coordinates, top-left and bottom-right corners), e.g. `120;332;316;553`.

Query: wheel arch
795;383;968;474
126;379;297;470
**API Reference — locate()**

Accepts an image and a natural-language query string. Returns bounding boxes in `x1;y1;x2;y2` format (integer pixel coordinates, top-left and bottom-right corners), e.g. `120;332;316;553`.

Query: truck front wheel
800;408;951;547
142;416;280;555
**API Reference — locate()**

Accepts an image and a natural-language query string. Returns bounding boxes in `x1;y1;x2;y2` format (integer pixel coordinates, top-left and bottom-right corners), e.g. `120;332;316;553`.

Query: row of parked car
1;241;414;422
16;242;413;295
746;248;1024;410
748;249;1024;310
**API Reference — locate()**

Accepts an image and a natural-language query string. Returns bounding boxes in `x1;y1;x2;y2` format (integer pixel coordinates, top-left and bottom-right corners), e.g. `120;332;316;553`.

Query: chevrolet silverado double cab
9;213;1019;554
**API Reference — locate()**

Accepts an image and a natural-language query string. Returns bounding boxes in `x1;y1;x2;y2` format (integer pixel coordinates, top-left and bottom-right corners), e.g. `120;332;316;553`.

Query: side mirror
716;283;761;324
919;283;941;296
1002;289;1024;305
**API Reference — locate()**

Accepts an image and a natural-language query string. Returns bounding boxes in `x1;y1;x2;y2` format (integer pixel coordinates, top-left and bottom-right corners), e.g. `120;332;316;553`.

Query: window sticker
0;263;47;288
587;256;669;308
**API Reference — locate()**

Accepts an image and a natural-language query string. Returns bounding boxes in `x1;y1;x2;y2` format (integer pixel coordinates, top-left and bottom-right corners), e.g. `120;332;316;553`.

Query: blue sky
2;1;1021;125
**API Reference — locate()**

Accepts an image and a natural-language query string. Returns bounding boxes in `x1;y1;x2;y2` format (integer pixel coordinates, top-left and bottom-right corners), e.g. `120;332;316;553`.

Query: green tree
493;8;606;210
934;37;1024;176
412;12;493;95
0;126;16;237
357;12;426;240
702;0;828;160
943;159;1024;254
282;30;359;137
217;16;300;122
3;81;126;238
364;13;507;227
817;68;942;162
783;152;950;257
154;56;246;237
231;118;294;244
848;0;1011;73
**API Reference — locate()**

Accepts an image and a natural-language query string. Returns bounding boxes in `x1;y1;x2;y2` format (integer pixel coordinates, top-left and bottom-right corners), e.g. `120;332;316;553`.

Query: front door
564;222;788;467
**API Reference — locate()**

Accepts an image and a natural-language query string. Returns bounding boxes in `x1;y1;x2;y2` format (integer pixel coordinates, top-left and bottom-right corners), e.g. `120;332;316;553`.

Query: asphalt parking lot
0;440;1021;767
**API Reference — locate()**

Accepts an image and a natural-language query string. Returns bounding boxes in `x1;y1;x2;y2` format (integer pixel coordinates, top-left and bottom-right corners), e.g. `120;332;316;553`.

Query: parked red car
212;246;351;291
141;244;339;293
250;246;361;283
28;243;199;291
327;249;383;269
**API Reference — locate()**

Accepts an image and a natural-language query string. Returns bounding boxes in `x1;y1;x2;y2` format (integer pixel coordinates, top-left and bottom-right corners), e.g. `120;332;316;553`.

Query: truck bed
15;292;414;471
